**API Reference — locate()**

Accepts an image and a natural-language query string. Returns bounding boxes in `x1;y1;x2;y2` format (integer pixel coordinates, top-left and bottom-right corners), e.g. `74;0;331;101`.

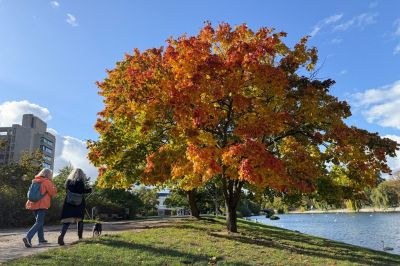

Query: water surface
249;212;400;254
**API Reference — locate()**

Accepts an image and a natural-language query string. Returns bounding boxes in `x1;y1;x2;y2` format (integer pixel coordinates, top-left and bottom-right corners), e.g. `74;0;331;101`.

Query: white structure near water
157;190;186;216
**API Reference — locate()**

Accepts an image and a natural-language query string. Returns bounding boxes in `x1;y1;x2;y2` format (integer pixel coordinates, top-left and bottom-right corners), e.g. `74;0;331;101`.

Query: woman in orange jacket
23;168;57;248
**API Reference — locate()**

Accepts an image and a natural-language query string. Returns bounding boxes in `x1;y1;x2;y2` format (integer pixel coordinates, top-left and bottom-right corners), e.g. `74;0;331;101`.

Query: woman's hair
67;168;86;184
36;168;53;179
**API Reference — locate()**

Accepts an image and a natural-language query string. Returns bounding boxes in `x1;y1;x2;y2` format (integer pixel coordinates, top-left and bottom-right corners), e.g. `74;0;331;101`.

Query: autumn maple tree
88;23;398;232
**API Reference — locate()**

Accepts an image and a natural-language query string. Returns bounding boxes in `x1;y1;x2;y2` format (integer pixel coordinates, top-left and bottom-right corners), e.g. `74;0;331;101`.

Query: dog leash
85;208;92;220
84;191;94;220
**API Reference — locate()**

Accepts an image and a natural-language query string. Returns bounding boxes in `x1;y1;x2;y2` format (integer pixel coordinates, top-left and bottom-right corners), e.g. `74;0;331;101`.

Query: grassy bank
7;217;400;266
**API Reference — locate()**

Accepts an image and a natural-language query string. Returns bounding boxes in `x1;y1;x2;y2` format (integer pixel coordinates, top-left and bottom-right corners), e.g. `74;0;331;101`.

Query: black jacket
60;179;92;220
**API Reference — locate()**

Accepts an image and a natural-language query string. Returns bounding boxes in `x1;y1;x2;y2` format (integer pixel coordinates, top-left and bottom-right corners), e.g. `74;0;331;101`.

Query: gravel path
0;218;179;264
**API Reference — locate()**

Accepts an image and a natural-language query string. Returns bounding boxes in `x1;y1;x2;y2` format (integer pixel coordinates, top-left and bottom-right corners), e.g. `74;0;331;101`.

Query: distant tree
1;151;43;185
53;164;74;192
386;178;400;206
0;151;45;227
0;139;6;149
371;184;390;209
89;22;398;232
164;189;189;209
165;185;225;216
134;187;159;216
371;177;400;208
86;182;142;219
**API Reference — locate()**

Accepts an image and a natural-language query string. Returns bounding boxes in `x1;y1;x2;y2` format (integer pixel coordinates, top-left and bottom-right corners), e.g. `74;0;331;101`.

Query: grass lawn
7;217;400;266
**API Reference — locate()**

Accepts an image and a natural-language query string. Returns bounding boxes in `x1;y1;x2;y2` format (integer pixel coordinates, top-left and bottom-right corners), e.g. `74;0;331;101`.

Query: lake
249;212;400;255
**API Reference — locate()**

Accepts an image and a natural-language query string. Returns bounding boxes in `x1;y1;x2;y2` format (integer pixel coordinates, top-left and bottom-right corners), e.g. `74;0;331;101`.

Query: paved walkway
0;218;178;264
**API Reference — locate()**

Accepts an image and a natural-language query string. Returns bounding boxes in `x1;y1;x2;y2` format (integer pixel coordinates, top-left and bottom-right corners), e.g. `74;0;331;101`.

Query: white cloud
50;1;60;8
352;80;400;129
0;100;51;126
0;100;97;179
352;86;400;174
66;13;78;27
339;69;348;75
394;19;400;36
331;38;343;44
392;20;400;55
394;44;400;55
310;13;343;37
333;13;378;31
383;135;400;173
48;128;98;179
324;14;344;24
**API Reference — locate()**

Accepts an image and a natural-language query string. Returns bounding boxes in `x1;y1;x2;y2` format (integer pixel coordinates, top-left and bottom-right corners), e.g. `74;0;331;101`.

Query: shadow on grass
81;217;400;266
168;223;220;232
91;236;251;266
141;218;225;234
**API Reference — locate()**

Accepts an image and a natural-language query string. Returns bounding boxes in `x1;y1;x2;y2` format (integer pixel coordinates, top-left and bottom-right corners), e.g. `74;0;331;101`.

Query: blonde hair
67;168;86;184
36;168;53;179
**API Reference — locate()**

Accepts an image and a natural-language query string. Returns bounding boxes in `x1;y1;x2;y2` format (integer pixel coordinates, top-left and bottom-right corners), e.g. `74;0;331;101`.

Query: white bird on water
381;241;394;251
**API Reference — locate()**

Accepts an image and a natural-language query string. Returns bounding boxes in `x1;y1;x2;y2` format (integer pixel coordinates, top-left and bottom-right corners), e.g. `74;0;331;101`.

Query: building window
43;162;51;169
42;138;54;147
43;155;52;161
41;146;53;153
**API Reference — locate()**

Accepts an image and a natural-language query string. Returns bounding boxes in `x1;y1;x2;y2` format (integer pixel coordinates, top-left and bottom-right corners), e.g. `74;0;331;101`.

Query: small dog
92;222;102;237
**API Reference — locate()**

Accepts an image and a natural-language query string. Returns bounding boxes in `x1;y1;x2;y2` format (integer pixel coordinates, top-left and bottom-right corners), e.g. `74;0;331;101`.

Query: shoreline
288;207;400;214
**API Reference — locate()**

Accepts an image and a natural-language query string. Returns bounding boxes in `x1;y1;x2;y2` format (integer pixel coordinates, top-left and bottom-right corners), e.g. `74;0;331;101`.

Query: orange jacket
26;176;57;210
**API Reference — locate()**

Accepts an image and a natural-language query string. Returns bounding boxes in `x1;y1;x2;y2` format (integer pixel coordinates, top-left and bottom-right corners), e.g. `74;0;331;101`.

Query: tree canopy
88;22;398;232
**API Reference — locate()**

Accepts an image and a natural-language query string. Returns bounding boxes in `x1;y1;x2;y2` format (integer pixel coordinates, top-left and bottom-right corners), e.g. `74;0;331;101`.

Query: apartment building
0;114;56;169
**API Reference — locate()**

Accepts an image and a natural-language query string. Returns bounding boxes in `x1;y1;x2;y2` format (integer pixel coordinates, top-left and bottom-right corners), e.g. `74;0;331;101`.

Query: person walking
58;168;92;245
23;168;57;248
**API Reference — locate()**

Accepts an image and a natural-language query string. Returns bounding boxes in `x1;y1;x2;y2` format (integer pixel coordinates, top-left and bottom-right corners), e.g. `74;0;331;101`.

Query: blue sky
1;0;400;175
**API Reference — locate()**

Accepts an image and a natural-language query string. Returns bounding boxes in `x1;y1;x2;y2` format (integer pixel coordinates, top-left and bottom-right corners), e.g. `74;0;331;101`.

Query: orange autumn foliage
88;22;398;198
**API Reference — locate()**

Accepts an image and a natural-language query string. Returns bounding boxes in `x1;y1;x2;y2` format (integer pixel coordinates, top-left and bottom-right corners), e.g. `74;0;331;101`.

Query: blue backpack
27;182;46;202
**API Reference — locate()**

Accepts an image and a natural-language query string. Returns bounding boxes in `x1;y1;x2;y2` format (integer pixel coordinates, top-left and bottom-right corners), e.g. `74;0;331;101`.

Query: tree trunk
226;201;238;232
222;179;244;233
213;184;219;216
186;190;200;219
214;199;219;216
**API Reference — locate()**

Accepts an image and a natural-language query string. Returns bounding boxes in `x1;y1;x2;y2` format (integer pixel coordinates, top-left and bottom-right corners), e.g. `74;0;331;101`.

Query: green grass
7;217;400;265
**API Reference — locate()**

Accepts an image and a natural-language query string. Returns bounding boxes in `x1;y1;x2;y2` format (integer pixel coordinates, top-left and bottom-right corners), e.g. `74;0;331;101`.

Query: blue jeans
26;209;46;242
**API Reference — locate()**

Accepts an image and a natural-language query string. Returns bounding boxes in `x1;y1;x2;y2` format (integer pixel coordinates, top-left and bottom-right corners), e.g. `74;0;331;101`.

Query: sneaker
23;237;32;248
58;235;65;246
39;240;48;245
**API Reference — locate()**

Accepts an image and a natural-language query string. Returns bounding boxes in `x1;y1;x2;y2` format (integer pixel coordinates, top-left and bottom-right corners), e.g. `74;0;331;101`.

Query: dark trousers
60;221;84;239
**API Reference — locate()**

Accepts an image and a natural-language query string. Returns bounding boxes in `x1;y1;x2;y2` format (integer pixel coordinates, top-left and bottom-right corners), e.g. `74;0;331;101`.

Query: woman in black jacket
58;168;92;245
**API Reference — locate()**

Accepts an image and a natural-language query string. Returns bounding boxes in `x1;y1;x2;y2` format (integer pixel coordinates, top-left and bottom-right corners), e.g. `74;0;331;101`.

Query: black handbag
66;190;83;206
